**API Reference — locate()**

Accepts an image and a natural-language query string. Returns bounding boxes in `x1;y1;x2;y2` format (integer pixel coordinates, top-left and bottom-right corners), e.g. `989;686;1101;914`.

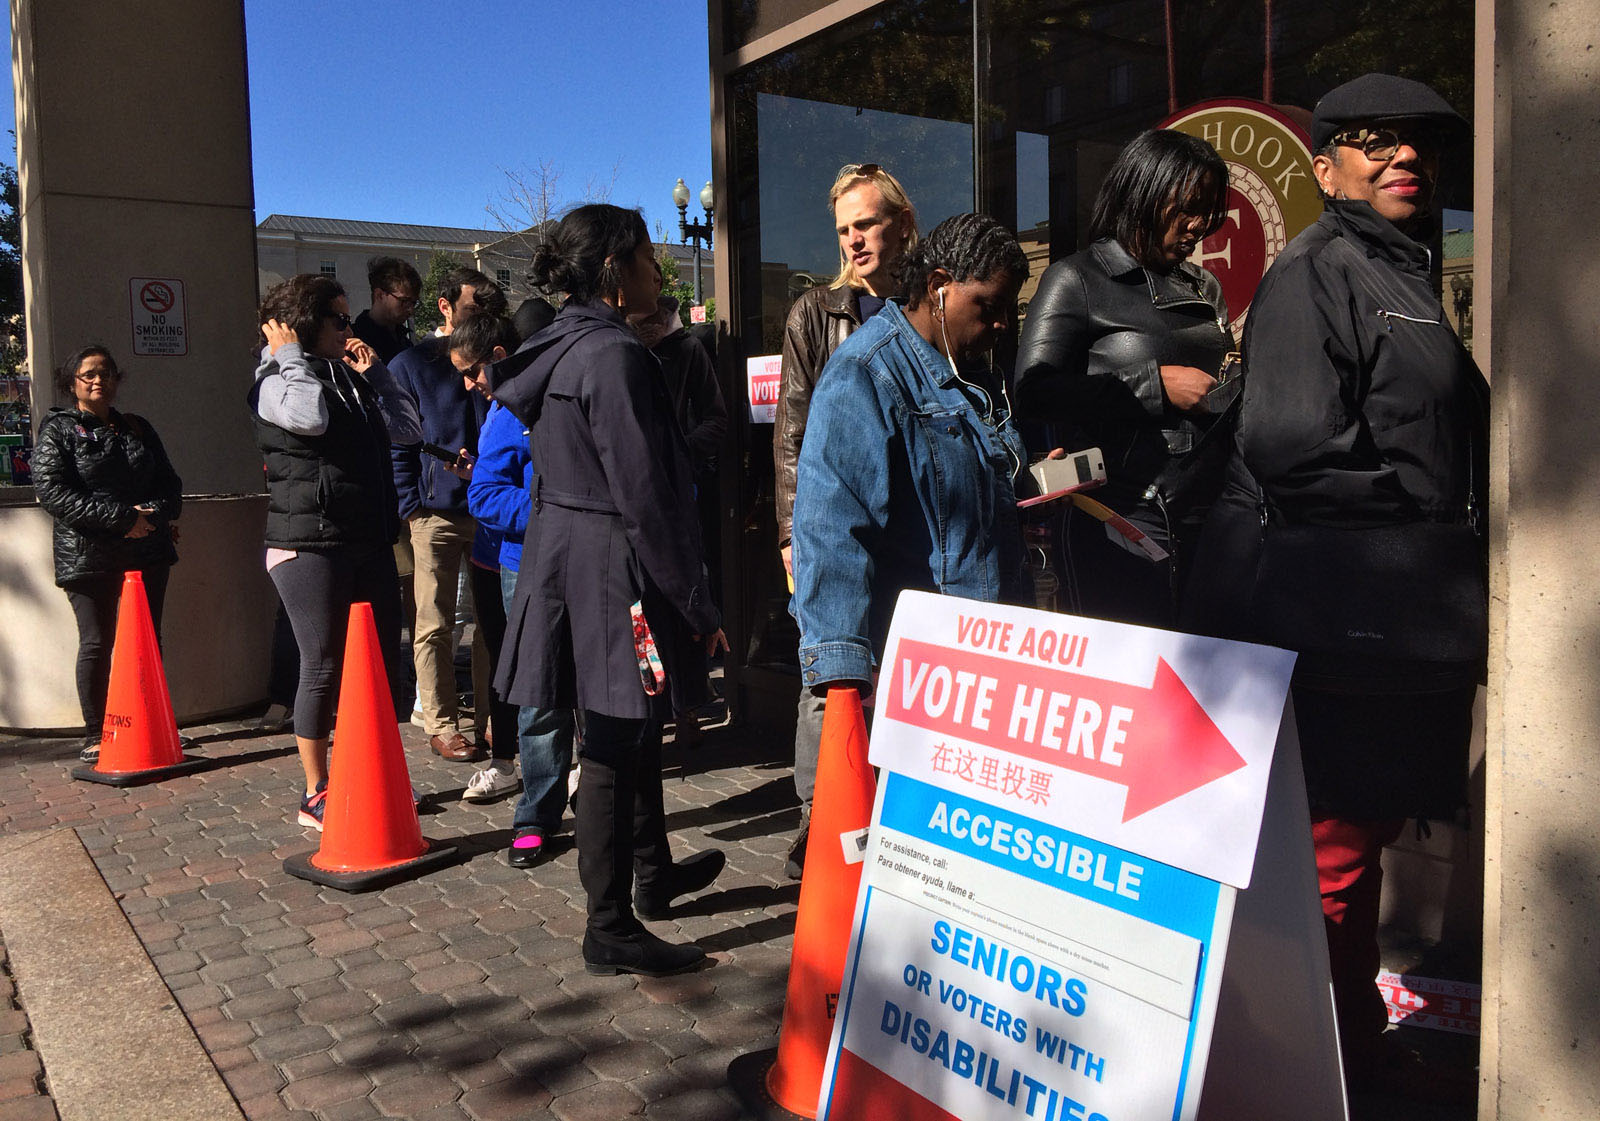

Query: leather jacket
774;284;863;545
32;407;182;586
1014;239;1234;509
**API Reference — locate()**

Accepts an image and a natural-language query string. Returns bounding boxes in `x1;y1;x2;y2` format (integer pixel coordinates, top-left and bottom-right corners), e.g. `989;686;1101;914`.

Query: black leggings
269;544;403;739
63;566;170;738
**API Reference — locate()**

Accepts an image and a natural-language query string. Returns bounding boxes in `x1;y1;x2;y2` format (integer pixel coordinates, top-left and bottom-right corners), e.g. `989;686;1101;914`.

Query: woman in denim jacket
792;213;1033;695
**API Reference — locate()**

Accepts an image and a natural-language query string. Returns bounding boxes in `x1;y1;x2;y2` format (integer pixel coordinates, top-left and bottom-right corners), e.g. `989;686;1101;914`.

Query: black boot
635;849;728;921
582;929;706;976
630;726;726;920
575;754;638;939
577;714;705;976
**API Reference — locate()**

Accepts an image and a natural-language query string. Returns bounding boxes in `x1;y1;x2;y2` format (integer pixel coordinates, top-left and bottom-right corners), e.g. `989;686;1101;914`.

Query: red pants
1311;814;1406;1065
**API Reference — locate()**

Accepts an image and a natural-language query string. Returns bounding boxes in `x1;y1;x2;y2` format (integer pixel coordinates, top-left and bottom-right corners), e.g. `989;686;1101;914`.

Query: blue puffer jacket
389;335;486;519
467;401;532;574
792;299;1031;693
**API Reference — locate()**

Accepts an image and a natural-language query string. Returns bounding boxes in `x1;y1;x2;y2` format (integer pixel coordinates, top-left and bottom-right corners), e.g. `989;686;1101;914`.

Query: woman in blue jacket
455;310;576;868
792;213;1033;696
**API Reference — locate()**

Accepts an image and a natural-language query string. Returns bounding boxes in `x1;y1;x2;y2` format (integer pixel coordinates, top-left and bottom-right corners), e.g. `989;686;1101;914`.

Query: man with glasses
1186;74;1482;1102
354;256;422;365
774;163;918;878
389;268;507;762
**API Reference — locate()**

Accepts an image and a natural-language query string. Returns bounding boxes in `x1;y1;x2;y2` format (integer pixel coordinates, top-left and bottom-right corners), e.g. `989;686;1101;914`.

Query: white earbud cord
938;288;1022;480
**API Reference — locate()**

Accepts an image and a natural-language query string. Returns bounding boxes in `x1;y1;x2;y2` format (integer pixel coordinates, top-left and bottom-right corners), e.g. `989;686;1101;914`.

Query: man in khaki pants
389;268;506;760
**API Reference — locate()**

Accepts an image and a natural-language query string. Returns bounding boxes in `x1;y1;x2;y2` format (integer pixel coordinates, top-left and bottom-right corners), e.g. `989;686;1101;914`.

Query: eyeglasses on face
837;162;882;180
1331;126;1442;162
75;370;118;383
326;312;353;330
384;290;420;308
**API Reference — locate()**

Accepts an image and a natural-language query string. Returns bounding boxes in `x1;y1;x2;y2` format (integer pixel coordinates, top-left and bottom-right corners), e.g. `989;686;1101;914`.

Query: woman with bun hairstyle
249;273;422;830
489;203;727;977
32;346;182;761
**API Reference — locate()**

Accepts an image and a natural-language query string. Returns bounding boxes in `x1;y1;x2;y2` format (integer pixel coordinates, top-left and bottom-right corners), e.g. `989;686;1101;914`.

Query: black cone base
72;754;208;787
728;1048;813;1121
283;839;458;893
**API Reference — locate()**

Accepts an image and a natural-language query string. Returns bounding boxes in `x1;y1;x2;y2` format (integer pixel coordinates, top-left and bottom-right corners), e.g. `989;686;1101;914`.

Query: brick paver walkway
0;712;799;1121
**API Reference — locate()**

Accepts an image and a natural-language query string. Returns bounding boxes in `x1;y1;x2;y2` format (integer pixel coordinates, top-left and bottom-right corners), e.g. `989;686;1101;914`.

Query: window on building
727;0;975;671
1044;85;1067;126
1108;62;1132;107
319;261;337;276
495;268;511;289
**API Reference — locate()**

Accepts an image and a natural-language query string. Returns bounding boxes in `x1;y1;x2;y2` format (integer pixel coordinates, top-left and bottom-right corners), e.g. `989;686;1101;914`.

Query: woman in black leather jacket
1015;130;1234;626
32;346;182;759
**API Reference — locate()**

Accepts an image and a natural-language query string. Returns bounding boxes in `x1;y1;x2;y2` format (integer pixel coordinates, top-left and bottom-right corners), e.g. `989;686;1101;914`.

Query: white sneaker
462;764;520;802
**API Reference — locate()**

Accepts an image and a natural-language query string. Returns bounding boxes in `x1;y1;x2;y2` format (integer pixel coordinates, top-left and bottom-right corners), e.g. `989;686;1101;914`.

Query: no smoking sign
129;277;187;356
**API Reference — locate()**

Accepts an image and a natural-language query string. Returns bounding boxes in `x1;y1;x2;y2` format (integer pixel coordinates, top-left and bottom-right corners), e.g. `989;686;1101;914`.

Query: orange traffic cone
730;686;877;1120
73;571;205;786
283;602;456;892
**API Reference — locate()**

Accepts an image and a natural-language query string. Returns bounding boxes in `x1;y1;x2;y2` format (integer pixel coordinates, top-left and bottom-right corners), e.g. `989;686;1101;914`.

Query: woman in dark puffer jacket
32;346;182;760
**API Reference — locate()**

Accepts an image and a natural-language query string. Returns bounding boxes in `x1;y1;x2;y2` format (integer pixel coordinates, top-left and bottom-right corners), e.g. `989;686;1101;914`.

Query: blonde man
773;163;917;877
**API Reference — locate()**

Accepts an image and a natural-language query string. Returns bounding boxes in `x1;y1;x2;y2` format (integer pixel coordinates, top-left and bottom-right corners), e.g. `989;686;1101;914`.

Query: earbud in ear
937;287;946;308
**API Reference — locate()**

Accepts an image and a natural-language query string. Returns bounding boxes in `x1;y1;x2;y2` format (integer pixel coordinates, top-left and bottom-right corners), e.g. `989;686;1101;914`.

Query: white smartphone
1028;447;1107;497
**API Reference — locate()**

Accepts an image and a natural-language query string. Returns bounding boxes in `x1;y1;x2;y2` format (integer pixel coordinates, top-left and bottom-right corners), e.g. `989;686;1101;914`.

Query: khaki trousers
408;512;477;736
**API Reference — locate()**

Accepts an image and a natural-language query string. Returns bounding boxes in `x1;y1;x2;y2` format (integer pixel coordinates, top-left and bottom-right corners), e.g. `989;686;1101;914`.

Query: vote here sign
870;591;1293;887
816;591;1296;1121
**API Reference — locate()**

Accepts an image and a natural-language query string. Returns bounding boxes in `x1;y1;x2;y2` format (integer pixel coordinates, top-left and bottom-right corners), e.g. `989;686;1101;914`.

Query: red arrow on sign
883;638;1246;822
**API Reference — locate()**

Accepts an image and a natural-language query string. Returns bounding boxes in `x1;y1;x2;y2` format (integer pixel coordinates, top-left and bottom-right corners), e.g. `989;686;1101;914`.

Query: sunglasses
326;312;353;330
384;289;420;309
837;162;882;180
1331;126;1443;162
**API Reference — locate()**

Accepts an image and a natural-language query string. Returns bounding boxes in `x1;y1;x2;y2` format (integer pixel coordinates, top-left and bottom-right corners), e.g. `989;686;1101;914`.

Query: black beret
1311;73;1469;151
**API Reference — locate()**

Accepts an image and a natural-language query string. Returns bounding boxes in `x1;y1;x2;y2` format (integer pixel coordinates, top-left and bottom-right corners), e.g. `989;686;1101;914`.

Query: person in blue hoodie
388;268;505;763
454;308;577;869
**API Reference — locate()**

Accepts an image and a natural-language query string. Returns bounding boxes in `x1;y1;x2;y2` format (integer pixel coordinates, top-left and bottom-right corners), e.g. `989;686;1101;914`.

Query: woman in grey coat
490;204;727;978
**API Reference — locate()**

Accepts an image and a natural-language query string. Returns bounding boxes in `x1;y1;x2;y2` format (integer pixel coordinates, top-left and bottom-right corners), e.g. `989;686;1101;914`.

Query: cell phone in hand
420;442;471;465
1018;447;1107;508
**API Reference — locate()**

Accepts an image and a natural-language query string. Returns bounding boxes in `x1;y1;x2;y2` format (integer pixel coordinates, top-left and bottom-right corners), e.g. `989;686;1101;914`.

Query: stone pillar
1480;0;1600;1114
4;0;272;729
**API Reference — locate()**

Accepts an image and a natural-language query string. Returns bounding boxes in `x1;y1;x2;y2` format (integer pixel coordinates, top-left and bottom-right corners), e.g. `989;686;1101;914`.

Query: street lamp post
673;178;715;307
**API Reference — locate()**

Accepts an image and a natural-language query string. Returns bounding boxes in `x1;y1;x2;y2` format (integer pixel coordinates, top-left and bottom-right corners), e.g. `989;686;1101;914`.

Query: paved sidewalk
0;710;1479;1121
0;711;800;1121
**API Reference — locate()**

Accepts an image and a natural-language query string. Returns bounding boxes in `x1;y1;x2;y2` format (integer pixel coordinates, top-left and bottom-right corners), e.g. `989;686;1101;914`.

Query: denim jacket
792;299;1030;692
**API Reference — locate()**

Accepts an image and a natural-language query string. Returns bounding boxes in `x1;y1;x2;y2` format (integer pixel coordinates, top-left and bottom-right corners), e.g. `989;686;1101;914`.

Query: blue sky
3;1;714;242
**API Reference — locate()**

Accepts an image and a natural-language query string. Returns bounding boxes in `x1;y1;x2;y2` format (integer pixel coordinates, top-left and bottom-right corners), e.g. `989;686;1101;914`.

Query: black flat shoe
634;849;727;920
582;930;706;977
506;827;547;869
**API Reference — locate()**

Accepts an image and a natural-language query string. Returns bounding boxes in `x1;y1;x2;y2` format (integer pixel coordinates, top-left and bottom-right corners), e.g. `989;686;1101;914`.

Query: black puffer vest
252;357;399;549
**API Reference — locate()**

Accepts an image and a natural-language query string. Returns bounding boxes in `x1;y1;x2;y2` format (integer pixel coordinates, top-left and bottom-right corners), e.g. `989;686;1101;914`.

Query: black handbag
1249;518;1487;691
1149;361;1244;517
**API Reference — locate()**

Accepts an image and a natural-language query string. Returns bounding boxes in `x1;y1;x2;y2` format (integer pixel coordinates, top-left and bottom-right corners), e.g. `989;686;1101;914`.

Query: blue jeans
501;566;575;833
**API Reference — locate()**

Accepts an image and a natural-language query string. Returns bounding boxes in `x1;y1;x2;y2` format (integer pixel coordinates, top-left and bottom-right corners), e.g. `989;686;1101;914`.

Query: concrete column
1480;0;1600;1114
4;0;272;729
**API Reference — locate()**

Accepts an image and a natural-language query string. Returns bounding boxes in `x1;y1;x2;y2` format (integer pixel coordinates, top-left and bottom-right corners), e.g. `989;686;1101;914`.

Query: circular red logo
1161;100;1319;334
139;281;176;315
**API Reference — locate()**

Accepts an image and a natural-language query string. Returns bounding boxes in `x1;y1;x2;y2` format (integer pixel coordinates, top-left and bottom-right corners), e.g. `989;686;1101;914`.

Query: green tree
656;249;695;325
0;155;25;379
412;250;456;336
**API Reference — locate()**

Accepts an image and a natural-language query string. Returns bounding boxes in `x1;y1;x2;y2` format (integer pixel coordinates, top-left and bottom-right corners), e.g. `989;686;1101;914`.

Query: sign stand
810;592;1349;1120
1197;697;1346;1120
